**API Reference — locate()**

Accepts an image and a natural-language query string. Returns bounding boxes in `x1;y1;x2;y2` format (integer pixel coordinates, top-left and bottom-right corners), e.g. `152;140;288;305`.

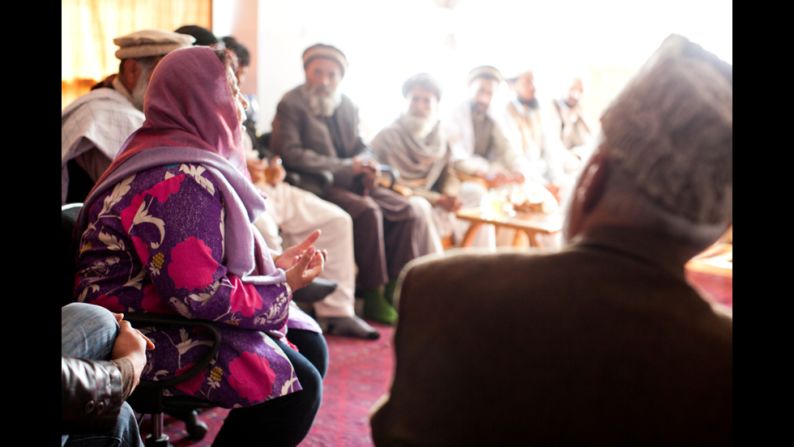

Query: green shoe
384;279;398;306
362;288;398;325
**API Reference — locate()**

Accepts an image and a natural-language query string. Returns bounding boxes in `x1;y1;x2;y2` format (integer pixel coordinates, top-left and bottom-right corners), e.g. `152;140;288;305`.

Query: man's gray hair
595;146;730;247
118;55;159;76
599;34;732;227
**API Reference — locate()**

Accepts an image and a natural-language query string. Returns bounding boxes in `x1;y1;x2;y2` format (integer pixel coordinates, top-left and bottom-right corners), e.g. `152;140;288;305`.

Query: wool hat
114;29;195;60
467;65;503;84
302;43;348;76
600;34;732;225
402;73;442;100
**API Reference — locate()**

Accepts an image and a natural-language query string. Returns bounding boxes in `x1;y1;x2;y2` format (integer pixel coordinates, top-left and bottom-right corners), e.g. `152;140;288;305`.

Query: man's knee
408;197;432;221
330;207;354;234
62;302;117;333
116;401;142;446
356;196;382;223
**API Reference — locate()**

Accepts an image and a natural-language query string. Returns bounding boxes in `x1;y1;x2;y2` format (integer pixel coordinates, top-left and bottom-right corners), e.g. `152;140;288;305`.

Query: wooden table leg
526;230;541;248
460;222;483;247
512;229;525;247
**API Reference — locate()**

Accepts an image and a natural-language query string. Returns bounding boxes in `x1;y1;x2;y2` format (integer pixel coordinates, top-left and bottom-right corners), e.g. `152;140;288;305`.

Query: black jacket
61;357;129;434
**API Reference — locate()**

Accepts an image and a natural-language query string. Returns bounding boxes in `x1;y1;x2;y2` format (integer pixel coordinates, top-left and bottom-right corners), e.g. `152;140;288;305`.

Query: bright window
61;0;212;109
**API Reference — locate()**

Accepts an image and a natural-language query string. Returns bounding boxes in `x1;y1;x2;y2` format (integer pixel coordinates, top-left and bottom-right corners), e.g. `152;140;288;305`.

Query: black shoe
318;316;380;340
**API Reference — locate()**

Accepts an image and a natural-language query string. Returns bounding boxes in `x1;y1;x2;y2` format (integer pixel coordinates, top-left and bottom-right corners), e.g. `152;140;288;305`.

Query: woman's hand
285;247;326;291
275;229;321;270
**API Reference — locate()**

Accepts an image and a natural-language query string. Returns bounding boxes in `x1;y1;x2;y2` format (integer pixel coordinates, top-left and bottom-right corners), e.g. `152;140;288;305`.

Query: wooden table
455;207;563;247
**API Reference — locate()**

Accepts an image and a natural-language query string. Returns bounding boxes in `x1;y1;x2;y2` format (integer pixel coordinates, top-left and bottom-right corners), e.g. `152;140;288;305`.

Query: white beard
400;113;437;141
304;84;342;117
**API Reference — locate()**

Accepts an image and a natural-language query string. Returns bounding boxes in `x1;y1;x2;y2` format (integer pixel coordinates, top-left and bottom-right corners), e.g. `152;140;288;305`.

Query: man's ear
119;59;140;92
579;151;609;214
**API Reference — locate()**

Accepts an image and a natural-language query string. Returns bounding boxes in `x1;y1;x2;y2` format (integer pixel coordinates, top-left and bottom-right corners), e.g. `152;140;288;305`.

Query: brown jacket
62;357;133;433
371;225;732;446
270;85;368;191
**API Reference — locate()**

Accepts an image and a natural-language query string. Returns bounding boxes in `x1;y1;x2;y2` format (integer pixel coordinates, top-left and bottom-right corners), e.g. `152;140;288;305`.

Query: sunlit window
61;0;212;109
257;0;730;139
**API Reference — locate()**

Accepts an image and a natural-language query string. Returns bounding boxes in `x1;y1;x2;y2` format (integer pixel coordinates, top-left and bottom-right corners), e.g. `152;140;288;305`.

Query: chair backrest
66;160;96;204
61;203;83;306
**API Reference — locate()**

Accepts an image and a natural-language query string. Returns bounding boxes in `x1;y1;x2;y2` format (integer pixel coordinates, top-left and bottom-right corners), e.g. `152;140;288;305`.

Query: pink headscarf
94;46;248;189
80;46;277;280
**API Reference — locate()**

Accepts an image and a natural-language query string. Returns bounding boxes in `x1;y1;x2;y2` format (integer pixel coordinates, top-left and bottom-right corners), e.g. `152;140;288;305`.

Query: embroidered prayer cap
402;73;442;100
114;30;195;60
504;68;534;85
467;65;503;84
303;43;348;77
600;34;732;225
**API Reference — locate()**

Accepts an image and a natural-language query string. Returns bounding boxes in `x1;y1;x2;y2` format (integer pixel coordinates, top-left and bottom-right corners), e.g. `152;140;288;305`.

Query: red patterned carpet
156;323;396;446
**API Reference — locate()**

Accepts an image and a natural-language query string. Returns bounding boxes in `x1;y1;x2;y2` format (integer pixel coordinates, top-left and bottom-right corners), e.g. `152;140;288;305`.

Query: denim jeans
61;303;143;447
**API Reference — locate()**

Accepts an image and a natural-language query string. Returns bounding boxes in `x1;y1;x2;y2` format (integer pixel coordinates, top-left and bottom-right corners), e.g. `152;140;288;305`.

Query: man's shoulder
372;120;402;141
278;85;307;108
334;93;359;118
401;249;568;292
62;88;138;121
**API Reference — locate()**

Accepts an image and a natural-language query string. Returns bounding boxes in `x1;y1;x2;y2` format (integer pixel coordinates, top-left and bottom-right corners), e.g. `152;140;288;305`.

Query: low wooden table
455;207;564;247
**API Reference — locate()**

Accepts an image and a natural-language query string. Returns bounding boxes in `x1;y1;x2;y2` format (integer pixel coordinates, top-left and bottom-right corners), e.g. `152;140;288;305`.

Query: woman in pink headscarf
74;46;327;445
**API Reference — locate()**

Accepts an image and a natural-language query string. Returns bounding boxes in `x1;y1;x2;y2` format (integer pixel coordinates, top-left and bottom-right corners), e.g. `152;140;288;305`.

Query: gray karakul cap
599;34;732;225
114;29;195;59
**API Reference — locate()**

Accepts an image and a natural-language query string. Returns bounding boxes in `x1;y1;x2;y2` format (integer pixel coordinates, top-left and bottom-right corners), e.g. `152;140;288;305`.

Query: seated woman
74;46;327;446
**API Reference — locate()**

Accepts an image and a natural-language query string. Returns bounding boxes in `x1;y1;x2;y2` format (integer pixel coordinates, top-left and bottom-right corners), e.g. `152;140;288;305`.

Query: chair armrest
284;168;334;197
124;313;221;389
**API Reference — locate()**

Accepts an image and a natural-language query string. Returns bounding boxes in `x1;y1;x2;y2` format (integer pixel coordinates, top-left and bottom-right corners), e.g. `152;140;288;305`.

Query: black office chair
62;203;217;445
65;160;96;204
62;203;335;446
254;133;334;198
256;132;401;198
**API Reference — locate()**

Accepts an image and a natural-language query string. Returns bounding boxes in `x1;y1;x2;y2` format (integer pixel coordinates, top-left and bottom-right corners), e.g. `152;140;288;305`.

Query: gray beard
304;84;342;117
130;71;150;111
400;114;437;141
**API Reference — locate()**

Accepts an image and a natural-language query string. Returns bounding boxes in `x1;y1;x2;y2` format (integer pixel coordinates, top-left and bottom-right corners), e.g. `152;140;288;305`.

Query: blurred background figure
221;35;262;149
552;76;594;164
174;24;223;48
371;73;460;253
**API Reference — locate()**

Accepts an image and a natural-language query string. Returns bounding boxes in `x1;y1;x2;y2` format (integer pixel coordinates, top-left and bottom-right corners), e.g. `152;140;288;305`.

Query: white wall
217;0;732;138
213;0;260;96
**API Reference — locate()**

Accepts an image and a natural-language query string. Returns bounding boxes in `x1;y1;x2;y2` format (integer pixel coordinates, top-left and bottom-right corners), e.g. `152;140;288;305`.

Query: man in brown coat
371;34;732;446
271;44;428;325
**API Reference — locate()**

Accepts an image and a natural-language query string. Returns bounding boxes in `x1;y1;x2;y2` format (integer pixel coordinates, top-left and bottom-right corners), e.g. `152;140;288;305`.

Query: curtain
62;0;212;108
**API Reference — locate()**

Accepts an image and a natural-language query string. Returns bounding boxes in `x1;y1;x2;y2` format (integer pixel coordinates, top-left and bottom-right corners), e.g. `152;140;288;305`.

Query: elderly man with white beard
271;44;435;325
371;73;464;252
61;30;194;204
